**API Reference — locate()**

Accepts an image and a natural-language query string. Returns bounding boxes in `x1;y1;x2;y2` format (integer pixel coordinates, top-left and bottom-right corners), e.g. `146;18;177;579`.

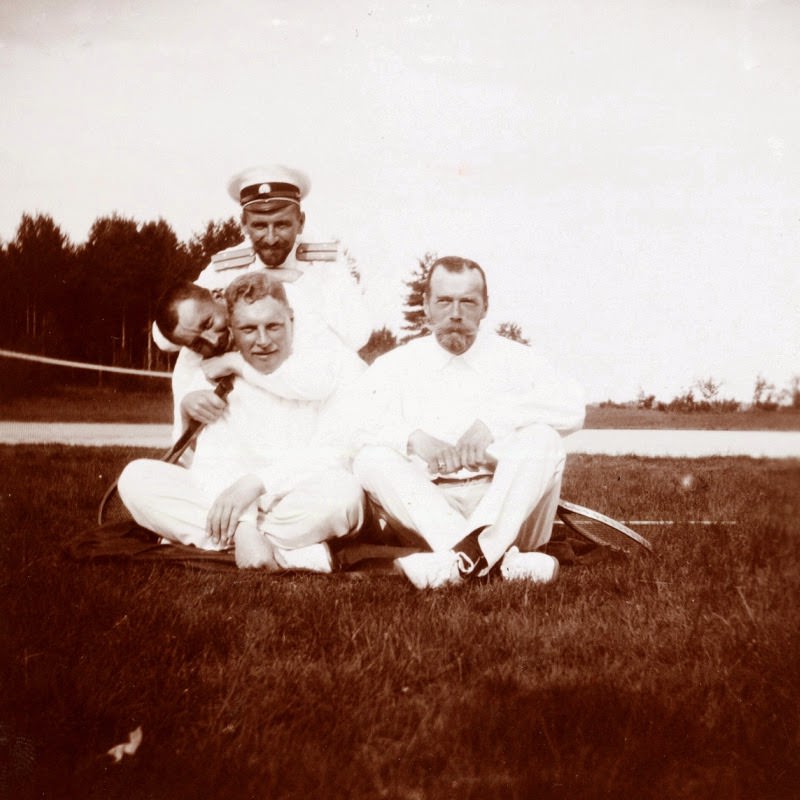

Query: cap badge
258;183;271;195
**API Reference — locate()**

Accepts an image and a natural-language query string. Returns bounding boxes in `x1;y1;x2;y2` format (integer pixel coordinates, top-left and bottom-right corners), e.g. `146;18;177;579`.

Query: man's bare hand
408;429;462;474
207;474;265;547
456;419;495;471
181;389;228;425
202;351;244;381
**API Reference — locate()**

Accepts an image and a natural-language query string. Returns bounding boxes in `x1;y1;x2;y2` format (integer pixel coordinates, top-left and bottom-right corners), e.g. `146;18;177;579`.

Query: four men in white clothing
119;162;587;585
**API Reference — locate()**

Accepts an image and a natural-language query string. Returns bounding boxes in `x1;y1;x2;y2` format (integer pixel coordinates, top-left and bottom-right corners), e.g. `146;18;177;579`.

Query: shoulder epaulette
211;246;255;271
296;242;340;262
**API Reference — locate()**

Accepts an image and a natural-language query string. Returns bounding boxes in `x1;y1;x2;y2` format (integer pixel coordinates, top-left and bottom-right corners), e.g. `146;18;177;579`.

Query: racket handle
163;376;235;465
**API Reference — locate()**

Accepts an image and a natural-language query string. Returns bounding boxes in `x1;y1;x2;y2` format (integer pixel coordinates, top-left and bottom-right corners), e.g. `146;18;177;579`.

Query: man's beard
255;242;293;267
435;326;476;355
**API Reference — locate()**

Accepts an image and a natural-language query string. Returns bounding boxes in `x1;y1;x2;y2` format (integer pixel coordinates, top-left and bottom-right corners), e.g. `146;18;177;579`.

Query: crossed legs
352;424;566;571
118;460;364;562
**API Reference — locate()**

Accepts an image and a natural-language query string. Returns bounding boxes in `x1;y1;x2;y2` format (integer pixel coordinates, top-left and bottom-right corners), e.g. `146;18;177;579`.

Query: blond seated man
350;256;585;589
119;273;363;570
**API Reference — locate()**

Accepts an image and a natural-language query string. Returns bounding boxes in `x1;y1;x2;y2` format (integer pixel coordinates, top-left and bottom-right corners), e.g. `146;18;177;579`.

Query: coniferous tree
4;213;75;352
496;322;530;346
358;326;398;364
401;251;437;341
184;217;242;279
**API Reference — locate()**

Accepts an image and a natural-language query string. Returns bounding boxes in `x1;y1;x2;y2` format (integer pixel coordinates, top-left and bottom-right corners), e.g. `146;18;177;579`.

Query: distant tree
3;213;75;351
358;326;398;364
184;217;242;279
496;322;530;346
76;215;185;370
694;376;722;403
401;251;437;341
788;375;800;410
665;388;696;413
340;245;361;284
752;374;778;410
636;389;656;410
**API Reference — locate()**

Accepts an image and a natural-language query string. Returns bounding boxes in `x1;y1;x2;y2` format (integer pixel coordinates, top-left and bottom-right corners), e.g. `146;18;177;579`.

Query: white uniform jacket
194;237;372;352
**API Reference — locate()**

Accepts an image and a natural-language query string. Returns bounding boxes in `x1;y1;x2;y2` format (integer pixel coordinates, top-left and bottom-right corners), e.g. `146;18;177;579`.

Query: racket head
556;500;653;555
97;480;130;525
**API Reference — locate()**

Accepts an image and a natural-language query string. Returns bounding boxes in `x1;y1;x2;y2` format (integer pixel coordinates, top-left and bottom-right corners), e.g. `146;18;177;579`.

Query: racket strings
556;504;653;555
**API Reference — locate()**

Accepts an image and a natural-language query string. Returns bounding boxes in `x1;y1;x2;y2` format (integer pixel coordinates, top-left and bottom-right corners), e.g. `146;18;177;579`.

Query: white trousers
352;424;565;569
118;459;364;552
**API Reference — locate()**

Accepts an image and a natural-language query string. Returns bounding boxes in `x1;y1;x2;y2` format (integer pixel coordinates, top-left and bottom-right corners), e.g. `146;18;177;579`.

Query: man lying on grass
351;256;586;589
119;272;364;571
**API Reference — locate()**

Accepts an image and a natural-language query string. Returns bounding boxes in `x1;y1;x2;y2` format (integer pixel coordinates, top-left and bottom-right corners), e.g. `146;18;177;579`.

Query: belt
432;474;493;486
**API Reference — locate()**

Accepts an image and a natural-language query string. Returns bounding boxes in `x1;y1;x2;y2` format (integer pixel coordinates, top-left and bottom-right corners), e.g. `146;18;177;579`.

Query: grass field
2;445;798;798
3;385;800;430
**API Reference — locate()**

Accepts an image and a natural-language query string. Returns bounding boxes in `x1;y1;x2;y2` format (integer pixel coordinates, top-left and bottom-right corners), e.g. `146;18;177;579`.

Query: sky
1;0;798;402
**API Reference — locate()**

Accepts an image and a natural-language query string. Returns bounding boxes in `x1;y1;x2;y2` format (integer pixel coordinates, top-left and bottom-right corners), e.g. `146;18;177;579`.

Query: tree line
0;212;244;376
0;216;532;396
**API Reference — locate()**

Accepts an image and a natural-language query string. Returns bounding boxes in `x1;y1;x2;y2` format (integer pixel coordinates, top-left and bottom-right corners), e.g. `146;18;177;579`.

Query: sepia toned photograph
1;1;798;797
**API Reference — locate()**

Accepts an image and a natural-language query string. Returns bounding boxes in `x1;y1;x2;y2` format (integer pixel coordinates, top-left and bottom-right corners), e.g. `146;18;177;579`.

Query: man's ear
297;211;306;235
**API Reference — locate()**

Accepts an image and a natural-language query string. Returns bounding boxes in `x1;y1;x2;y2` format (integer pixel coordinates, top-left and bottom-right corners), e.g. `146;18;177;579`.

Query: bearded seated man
350;256;586;589
118;273;364;571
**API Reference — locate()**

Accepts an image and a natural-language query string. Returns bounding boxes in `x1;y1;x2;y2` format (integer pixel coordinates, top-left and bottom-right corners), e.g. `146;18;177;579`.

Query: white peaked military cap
226;164;311;210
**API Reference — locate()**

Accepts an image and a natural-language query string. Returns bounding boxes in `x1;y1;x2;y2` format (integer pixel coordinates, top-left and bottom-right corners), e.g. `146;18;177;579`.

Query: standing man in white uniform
157;164;372;436
351;256;585;589
120;273;364;571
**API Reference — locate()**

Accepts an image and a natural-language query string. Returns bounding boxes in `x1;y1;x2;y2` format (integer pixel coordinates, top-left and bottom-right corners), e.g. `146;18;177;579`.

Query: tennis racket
555;499;653;555
97;376;235;524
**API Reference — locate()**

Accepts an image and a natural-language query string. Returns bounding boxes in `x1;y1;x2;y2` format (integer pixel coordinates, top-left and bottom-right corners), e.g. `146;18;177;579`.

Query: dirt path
1;423;798;458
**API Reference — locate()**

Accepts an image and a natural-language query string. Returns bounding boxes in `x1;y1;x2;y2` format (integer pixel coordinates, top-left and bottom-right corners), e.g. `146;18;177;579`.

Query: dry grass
1;446;799;799
3;384;800;430
585;404;800;431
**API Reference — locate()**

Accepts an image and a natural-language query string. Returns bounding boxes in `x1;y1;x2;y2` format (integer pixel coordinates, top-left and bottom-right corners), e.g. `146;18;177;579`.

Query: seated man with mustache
351;256;585;588
119;272;364;570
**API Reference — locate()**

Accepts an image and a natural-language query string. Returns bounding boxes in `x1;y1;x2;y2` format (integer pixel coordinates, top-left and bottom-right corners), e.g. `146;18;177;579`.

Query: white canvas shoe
499;547;559;584
396;550;463;589
275;542;333;574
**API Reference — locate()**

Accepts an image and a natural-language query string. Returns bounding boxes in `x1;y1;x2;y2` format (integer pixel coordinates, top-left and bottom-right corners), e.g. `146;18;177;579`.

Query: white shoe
500;547;559;584
396;550;464;589
275;543;333;574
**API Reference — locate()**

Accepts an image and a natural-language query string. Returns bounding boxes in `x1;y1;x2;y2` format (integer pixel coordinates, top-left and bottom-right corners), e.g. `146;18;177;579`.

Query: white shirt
166;237;371;441
189;361;350;501
352;330;586;460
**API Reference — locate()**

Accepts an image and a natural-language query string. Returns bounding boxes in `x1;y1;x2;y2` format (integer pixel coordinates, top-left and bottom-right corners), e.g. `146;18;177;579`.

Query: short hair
155;281;214;341
424;256;489;305
224;272;290;314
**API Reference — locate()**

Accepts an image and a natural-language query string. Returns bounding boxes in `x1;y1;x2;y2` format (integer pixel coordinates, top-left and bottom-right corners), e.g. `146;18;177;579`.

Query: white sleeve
170;348;214;442
314;262;373;352
481;348;586;439
346;355;416;455
194;259;230;294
